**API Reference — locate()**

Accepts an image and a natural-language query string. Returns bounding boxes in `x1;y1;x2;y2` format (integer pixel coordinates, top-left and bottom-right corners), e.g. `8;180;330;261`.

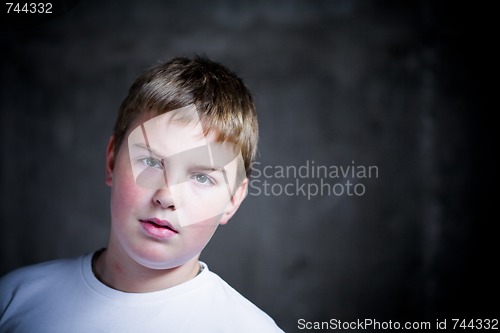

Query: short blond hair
113;56;258;177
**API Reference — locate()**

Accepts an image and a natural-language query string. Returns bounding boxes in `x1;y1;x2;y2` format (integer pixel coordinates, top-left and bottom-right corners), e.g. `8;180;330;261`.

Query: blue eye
141;157;162;169
191;173;215;186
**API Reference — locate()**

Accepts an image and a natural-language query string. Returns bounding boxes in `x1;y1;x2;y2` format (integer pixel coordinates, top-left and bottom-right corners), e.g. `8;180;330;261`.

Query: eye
140;157;163;169
191;173;215;186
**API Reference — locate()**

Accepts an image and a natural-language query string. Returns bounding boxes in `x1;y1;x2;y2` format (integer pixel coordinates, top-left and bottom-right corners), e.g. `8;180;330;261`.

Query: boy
0;56;284;332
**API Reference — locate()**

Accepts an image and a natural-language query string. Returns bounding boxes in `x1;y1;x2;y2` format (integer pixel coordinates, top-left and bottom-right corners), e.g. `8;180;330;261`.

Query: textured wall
1;1;495;332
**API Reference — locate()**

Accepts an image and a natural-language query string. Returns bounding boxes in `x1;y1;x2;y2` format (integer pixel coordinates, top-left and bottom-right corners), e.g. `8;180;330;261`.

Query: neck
93;247;201;293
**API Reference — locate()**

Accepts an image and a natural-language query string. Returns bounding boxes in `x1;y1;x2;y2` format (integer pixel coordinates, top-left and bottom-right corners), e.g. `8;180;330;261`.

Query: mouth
140;218;178;234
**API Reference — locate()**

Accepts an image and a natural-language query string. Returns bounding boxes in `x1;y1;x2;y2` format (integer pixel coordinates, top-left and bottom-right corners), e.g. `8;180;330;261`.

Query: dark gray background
1;1;496;332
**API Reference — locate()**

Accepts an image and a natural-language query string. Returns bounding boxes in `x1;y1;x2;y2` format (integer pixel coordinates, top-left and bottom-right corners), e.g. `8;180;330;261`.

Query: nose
152;186;176;210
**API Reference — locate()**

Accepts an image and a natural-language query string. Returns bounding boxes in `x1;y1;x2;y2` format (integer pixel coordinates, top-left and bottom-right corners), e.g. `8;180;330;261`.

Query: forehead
128;105;210;157
127;105;239;164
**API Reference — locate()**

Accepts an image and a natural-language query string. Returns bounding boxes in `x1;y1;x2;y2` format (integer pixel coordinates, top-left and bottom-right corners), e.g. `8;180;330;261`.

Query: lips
139;217;178;239
140;218;178;233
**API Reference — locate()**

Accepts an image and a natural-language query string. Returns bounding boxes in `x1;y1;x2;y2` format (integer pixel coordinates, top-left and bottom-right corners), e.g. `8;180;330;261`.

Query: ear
219;178;248;225
105;136;116;186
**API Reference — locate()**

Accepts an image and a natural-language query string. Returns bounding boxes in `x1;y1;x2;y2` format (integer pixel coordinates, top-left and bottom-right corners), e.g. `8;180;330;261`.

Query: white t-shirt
0;253;284;332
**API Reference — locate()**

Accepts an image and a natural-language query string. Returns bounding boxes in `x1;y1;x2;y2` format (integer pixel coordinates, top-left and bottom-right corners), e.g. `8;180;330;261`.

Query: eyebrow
138;123;167;159
189;165;223;173
131;143;168;158
132;144;225;169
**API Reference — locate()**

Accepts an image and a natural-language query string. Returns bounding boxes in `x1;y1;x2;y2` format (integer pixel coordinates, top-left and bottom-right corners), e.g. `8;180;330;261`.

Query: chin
129;247;196;271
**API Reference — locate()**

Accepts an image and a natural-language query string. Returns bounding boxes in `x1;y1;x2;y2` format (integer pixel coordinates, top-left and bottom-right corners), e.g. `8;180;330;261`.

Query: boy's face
106;105;247;270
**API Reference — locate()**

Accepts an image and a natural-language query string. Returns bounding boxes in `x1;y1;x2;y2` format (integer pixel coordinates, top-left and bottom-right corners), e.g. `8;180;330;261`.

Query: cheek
182;216;221;247
110;167;148;221
173;183;230;227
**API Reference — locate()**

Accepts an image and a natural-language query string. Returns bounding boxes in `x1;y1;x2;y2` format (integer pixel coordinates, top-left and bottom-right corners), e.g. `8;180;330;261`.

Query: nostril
154;197;175;210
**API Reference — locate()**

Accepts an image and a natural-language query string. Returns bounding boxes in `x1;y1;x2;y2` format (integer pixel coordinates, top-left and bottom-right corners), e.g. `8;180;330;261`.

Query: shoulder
196;265;284;332
1;256;82;286
0;255;85;307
